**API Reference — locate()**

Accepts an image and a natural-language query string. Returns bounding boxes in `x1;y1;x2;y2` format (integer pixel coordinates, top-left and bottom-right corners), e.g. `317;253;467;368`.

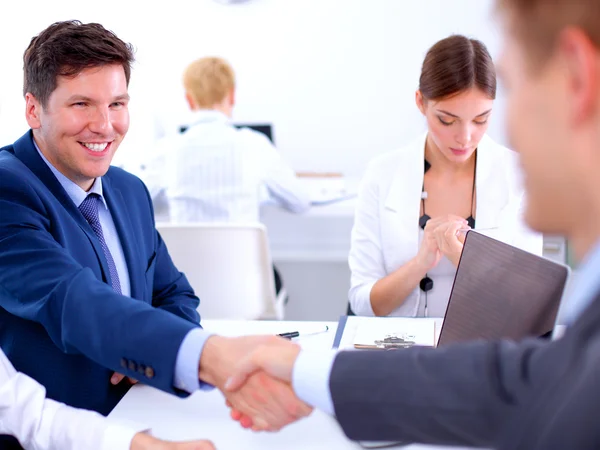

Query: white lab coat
149;110;310;223
0;348;136;450
348;133;544;317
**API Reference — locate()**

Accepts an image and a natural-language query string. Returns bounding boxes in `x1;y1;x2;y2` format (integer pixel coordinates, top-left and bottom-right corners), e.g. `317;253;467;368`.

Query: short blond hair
183;57;235;108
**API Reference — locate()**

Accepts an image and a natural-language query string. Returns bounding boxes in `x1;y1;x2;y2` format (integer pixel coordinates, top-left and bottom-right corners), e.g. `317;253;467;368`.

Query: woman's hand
431;216;469;266
416;215;468;270
415;215;455;270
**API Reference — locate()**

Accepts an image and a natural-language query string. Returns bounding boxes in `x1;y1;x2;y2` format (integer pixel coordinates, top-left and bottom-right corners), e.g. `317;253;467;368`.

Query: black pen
277;326;329;340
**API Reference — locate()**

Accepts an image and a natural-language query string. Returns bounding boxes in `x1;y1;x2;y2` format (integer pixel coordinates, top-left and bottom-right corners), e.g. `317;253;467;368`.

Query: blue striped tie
79;193;122;294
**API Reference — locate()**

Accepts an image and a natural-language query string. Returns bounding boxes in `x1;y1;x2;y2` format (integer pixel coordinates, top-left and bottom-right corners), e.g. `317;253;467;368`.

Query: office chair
156;222;285;320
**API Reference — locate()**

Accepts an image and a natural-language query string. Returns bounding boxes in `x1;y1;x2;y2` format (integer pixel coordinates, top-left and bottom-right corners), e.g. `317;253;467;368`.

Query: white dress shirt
0;348;138;450
293;239;600;416
148;109;310;223
348;133;543;317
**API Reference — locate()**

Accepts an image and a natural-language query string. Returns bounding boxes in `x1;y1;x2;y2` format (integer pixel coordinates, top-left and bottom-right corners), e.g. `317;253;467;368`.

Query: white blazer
348;133;544;317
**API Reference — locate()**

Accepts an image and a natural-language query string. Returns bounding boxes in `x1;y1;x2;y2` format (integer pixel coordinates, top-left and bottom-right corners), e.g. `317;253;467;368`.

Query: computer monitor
179;123;274;144
233;123;274;144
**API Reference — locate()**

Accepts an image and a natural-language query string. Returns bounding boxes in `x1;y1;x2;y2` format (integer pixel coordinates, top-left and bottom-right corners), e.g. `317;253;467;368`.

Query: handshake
128;335;307;450
198;334;313;432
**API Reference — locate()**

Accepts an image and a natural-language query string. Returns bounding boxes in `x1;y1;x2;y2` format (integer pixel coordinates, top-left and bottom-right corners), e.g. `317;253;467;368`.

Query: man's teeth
82;142;108;152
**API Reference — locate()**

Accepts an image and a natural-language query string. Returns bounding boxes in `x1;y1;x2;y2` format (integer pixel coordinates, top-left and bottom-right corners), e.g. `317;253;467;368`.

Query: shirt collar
573;240;600;291
33;138;107;209
561;239;600;325
188;109;230;126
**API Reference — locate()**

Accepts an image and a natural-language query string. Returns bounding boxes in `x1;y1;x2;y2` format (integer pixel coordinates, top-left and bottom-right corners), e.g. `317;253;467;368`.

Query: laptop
437;230;570;347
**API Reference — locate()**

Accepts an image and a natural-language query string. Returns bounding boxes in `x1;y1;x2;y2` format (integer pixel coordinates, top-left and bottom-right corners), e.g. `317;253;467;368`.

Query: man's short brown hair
496;0;600;68
183;57;236;108
23;20;135;108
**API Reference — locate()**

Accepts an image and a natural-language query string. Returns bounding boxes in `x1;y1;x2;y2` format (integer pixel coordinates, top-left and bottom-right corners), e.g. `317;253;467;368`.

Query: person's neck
212;105;232;118
424;133;475;176
566;130;600;261
203;98;233;118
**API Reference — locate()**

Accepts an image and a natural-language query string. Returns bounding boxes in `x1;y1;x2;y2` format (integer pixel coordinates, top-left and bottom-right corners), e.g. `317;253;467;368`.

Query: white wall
0;0;505;177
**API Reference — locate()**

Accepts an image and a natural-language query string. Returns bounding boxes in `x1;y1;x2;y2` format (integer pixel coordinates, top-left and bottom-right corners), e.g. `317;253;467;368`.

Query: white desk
260;199;357;321
109;320;470;450
261;198;357;263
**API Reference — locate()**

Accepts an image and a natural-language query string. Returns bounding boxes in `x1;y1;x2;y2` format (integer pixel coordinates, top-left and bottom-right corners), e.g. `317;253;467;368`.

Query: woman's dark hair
23;20;135;107
419;35;496;101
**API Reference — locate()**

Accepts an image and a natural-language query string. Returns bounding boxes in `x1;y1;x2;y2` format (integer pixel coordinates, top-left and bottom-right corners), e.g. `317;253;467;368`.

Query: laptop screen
179;123;274;144
438;231;569;347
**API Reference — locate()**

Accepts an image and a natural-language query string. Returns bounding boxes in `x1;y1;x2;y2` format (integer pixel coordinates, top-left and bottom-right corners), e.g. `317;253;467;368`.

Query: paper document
353;317;436;349
335;316;436;350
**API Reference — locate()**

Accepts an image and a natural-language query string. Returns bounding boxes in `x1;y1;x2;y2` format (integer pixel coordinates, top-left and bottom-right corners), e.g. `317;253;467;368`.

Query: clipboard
332;316;435;350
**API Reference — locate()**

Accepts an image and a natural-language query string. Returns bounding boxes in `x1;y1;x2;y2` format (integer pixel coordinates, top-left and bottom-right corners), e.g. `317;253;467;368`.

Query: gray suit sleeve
329;338;549;447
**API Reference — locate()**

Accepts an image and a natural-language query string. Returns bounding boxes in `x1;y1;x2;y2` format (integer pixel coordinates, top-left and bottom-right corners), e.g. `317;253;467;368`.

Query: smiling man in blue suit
0;20;309;449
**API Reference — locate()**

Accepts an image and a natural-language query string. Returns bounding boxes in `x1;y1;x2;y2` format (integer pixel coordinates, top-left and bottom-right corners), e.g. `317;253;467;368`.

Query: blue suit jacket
0;131;202;416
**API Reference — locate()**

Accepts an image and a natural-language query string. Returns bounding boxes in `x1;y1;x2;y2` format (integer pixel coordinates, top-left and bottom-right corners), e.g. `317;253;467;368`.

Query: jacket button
120;358;128;369
138;364;146;375
145;366;155;379
128;360;137;372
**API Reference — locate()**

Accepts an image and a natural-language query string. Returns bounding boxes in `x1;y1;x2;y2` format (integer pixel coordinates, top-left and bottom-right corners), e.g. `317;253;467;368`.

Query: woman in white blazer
348;35;543;317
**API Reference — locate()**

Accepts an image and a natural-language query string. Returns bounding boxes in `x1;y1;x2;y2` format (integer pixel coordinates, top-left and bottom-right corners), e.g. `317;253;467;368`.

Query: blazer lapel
474;135;511;230
102;177;144;300
382;133;426;268
13;131;112;283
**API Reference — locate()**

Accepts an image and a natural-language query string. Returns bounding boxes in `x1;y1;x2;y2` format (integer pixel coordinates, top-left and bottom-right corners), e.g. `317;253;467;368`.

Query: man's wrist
198;335;228;386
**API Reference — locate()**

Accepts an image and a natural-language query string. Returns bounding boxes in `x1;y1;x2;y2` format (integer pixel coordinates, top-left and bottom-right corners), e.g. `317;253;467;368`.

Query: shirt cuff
292;349;338;416
100;423;140;450
101;417;151;450
48;399;128;450
174;328;214;393
350;281;377;316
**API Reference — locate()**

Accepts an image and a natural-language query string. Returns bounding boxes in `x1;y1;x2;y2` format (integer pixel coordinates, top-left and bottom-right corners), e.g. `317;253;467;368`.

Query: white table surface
108;320;470;450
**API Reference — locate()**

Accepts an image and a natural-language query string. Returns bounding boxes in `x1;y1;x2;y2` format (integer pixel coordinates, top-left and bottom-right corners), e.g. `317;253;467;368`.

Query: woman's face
417;87;494;164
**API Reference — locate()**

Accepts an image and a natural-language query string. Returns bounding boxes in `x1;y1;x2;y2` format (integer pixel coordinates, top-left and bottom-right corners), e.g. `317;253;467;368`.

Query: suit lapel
13;131;112;283
102;176;144;300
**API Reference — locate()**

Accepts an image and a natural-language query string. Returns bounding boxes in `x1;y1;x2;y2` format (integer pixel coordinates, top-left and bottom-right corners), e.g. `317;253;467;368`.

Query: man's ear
185;91;197;111
557;27;599;126
25;93;43;129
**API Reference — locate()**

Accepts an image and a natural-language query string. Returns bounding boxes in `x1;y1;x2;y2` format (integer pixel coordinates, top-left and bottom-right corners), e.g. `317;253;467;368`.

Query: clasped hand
417;214;469;269
200;335;312;432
